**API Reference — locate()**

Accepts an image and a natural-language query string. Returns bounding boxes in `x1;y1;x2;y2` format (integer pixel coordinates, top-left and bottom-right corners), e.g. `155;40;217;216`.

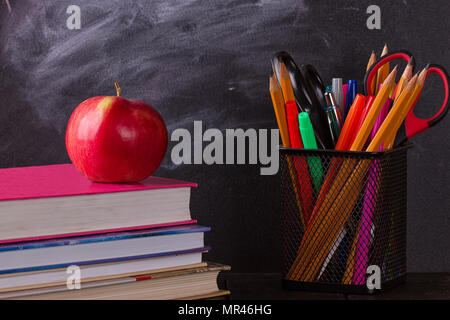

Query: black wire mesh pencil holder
280;145;411;294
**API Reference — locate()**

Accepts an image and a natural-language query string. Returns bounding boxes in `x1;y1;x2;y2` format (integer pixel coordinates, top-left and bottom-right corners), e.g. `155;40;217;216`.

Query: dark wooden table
220;273;450;300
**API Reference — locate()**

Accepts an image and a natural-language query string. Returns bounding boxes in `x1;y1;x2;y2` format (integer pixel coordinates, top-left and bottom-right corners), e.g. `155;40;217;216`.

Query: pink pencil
352;97;392;285
5;0;12;13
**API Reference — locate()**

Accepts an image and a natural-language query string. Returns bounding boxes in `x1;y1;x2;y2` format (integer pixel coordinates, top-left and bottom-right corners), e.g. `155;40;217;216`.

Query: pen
324;91;342;146
332;78;345;121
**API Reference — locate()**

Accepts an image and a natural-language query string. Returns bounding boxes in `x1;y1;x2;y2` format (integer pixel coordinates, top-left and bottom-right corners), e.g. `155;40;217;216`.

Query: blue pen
345;80;357;118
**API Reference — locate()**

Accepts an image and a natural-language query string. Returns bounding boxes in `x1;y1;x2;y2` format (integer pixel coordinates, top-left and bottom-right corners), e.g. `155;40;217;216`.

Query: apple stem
114;82;122;97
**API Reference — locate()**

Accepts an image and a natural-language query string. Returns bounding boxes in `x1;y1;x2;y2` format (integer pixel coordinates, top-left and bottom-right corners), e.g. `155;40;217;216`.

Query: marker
285;101;316;223
298;112;323;192
285;101;302;148
332;78;345;122
336;94;367;151
345;80;357;118
350;95;375;147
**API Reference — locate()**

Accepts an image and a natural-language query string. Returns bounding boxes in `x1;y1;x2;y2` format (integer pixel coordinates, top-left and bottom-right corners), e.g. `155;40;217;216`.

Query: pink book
0;164;197;244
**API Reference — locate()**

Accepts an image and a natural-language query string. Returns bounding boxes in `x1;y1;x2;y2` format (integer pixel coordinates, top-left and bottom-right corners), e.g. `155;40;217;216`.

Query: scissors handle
364;50;414;96
402;64;450;142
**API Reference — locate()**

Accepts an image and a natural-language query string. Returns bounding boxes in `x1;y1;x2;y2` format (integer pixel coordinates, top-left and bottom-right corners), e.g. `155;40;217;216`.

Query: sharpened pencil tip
269;75;280;91
418;67;428;85
406;74;419;90
279;62;289;78
408;56;415;66
383;65;398;86
381;44;389;56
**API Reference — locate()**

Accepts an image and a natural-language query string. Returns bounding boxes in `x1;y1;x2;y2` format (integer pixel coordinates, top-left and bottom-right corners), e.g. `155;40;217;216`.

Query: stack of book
0;164;230;300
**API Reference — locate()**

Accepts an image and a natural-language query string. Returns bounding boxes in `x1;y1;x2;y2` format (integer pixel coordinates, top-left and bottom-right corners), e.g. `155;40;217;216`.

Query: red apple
66;83;168;183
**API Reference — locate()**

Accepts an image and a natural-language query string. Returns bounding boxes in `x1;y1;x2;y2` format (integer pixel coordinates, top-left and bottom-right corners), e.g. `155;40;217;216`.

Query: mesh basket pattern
280;146;409;294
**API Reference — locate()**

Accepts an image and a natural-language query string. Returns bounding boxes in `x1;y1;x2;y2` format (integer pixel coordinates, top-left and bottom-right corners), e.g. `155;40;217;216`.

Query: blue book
0;224;210;275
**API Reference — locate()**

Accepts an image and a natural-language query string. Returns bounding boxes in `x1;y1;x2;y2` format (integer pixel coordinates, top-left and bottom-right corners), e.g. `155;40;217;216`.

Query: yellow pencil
366;51;376;72
383;67;427;150
269;75;291;148
368;75;417;152
269;74;306;228
342;225;360;284
279;62;296;103
367;51;377;94
394;57;414;102
351;67;397;151
375;44;389;94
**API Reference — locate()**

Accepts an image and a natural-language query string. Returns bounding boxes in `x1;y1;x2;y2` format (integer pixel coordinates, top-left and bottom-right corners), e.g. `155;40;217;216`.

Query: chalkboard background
0;0;449;272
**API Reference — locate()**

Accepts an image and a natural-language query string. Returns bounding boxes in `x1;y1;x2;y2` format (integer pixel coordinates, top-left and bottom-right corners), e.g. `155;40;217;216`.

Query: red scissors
364;50;450;146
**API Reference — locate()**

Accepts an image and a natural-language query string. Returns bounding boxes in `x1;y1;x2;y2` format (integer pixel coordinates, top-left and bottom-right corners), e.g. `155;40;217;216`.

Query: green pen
298;112;323;193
